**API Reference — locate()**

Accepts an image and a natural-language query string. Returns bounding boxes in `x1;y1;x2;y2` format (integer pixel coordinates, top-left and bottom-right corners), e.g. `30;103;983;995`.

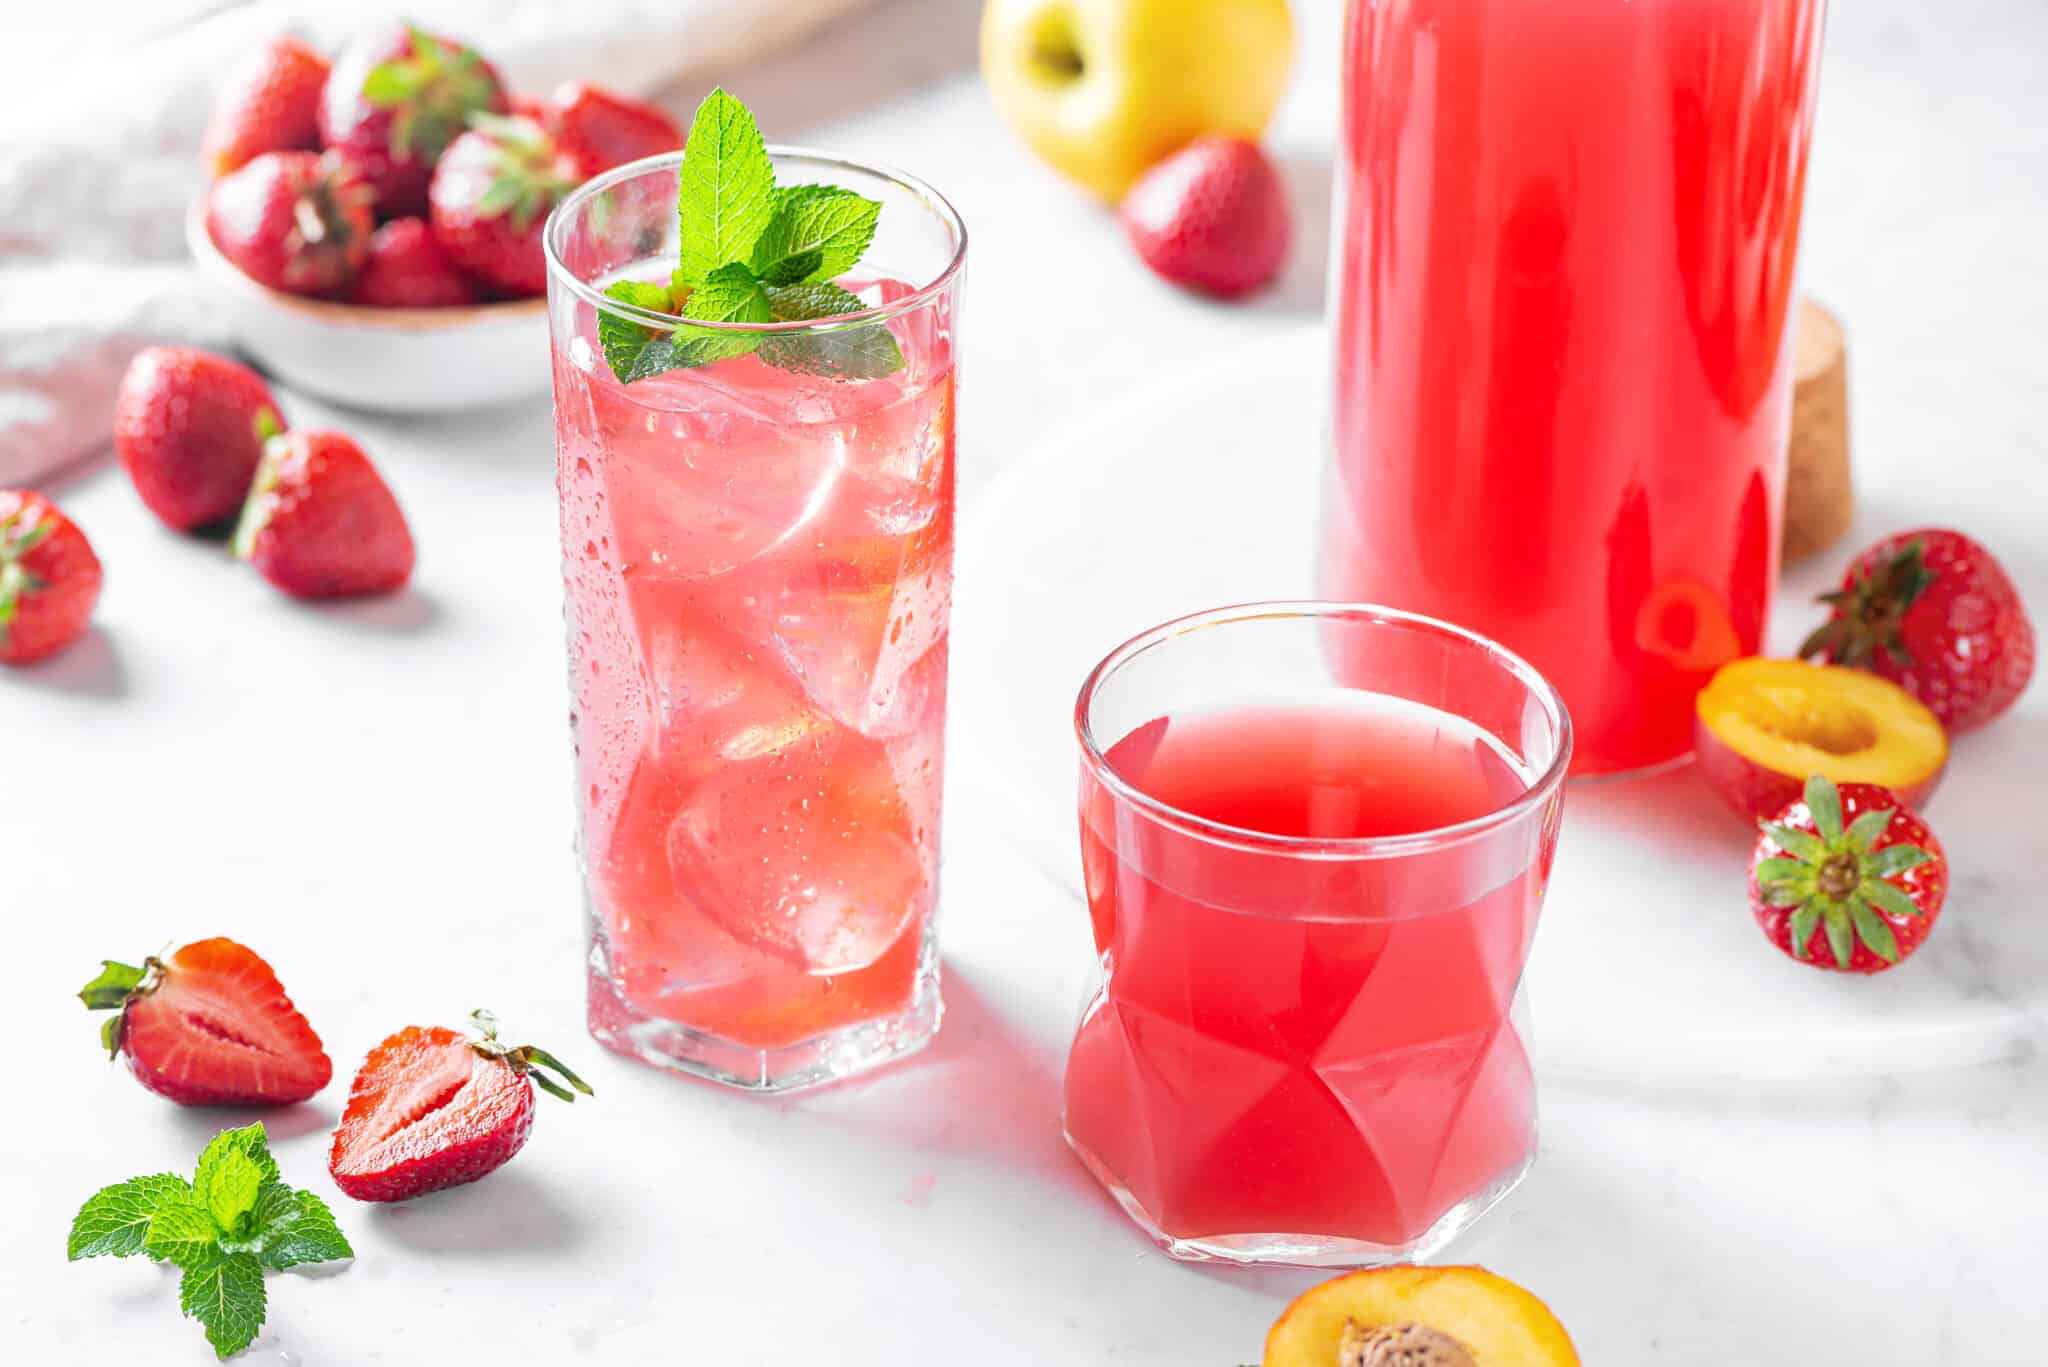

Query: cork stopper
1337;1319;1479;1367
1784;297;1853;563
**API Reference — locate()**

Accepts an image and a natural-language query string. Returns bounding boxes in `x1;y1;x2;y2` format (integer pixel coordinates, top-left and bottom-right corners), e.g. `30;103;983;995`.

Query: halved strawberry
78;938;332;1105
329;1011;590;1203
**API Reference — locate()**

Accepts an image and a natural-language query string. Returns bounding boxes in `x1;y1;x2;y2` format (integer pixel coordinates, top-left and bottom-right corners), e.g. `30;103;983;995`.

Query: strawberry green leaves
68;1123;350;1359
599;87;903;384
1754;774;1937;968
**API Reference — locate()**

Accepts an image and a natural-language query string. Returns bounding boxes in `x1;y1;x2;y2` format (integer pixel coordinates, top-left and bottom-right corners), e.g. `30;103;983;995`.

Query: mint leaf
68;1174;191;1260
71;1127;350;1359
758;283;904;381
676;88;775;288
749;187;881;286
145;1198;222;1267
203;1149;266;1235
77;959;146;1010
683;261;772;327
194;1125;279;1214
597;280;687;383
597;269;763;382
261;1190;353;1270
226;1184;354;1270
180;1249;267;1360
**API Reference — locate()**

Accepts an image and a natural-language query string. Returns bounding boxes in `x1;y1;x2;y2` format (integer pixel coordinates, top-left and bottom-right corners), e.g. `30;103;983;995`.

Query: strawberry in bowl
428;113;581;297
319;23;507;218
188;25;548;411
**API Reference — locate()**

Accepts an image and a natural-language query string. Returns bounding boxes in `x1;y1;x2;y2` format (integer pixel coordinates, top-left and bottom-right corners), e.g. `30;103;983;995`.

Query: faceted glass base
585;934;943;1094
1065;1131;1535;1269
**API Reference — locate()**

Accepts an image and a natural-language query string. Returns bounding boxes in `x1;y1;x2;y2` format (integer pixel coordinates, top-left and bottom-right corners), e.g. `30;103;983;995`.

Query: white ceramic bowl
186;204;550;414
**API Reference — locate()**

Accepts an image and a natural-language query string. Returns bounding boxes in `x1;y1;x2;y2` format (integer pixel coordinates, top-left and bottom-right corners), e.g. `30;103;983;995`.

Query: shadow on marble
0;625;129;698
161;1098;335;1149
309;586;445;637
792;964;1093;1187
370;1164;596;1258
1559;760;1753;861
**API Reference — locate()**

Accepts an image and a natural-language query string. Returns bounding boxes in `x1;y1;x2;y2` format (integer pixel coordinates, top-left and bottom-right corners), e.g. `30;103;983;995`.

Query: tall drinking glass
544;151;965;1092
1320;0;1828;775
1067;603;1571;1266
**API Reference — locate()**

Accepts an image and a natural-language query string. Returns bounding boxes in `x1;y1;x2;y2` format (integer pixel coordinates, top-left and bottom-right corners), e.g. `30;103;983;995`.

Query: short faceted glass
544;150;964;1092
1066;603;1571;1266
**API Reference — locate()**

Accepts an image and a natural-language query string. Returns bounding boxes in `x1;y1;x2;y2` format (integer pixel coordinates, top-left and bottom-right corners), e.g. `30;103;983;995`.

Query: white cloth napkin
0;0;876;487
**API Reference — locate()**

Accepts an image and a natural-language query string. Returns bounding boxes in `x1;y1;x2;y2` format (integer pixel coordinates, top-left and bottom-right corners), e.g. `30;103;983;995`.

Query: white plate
187;204;550;414
951;323;2048;1087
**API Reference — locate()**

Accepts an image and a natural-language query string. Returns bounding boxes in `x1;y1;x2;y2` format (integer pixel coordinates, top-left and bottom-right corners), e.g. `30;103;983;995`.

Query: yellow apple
980;0;1294;203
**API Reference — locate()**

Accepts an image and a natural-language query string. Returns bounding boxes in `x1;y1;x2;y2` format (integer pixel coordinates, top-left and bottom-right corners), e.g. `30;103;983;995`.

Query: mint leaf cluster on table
69;1124;350;1359
598;88;905;384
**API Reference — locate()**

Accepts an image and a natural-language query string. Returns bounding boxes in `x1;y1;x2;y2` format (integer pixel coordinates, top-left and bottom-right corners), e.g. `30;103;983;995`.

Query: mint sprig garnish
598;87;905;384
69;1123;351;1359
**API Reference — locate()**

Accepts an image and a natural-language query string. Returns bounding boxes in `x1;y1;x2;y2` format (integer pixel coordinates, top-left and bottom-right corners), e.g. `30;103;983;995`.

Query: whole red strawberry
1801;529;2034;733
232;430;415;599
0;489;102;666
329;1011;590;1202
543;82;684;180
202;35;330;178
1119;136;1291;300
429;115;579;296
1750;774;1947;974
78;938;332;1105
206;150;374;298
320;23;506;218
114;347;284;531
351;217;478;308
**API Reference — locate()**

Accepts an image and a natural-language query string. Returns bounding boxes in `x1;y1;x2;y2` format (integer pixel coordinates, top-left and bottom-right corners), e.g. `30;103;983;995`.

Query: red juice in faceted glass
1066;672;1563;1264
1320;0;1827;774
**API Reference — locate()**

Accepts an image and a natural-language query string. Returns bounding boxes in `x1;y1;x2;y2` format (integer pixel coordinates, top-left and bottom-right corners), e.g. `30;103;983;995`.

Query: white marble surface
5;0;2048;1363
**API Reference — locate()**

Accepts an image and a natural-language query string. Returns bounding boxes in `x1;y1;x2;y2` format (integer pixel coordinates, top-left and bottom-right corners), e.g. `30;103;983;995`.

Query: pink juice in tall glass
1320;0;1827;774
553;274;955;1080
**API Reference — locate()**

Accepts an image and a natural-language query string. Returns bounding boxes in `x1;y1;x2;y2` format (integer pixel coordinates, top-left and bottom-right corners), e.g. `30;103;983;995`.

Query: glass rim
1073;601;1575;859
541;144;968;337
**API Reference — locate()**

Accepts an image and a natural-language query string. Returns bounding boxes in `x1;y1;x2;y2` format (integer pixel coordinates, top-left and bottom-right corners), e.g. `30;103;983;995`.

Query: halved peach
1264;1265;1579;1367
1695;657;1947;821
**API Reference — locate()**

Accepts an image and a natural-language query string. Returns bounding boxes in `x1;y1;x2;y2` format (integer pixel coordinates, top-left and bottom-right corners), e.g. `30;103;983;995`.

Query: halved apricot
1263;1265;1579;1367
1695;658;1947;820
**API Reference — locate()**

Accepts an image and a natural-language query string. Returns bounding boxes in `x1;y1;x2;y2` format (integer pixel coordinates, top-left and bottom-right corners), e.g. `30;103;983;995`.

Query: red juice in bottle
1065;691;1549;1256
1320;0;1827;774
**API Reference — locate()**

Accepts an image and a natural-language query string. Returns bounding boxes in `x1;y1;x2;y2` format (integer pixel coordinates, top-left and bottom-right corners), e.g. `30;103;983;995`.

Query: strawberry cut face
328;1020;586;1204
111;938;332;1106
